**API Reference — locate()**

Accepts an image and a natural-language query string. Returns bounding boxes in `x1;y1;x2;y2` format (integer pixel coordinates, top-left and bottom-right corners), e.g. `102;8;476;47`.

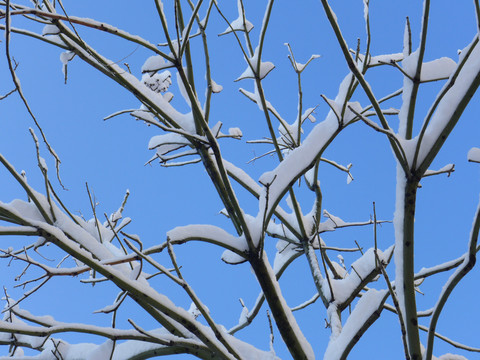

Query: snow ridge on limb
414;37;480;172
236;46;275;81
318;209;389;233
418;57;457;82
218;0;254;36
0;163;248;359
0;302;279;360
26;222;244;360
256;73;360;223
166;224;249;262
323;246;394;308
323;289;389;360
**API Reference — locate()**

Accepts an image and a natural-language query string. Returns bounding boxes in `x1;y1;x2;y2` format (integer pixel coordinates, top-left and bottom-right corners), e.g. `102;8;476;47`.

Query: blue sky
1;1;480;359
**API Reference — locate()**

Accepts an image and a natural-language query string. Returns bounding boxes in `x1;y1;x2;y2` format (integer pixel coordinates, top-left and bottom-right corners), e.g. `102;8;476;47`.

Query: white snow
188;303;201;318
141;55;171;73
236;46;275;81
221;249;247;264
468;147;480;162
321;210;346;232
420;57;456;81
219;17;254;36
38;157;48;171
304;167;317;187
327;303;342;341
415;38;480;166
167;224;247;254
323;289;388;360
211;79;223;93
437;354;468;360
346;172;353;184
302;107;317;123
142;71;172;94
396;54;456;82
176;70;191;106
219;0;254;36
86;340;114;360
343;101;363;124
256;73;354;221
228;127;242;138
423;163;454;176
42;24;60;35
0;192;143;279
273;240;300;273
238;305;249;324
362;0;369;24
397;50;419;137
371;53;404;65
324;246;393;304
59;51;75;66
294;55;321;73
59;51;74;65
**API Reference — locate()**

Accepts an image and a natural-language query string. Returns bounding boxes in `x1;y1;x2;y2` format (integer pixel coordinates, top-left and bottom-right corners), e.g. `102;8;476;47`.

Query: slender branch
374;251;410;359
166;240;243;360
424;195;480;360
318;0;410;175
249;252;313;359
404;0;430;140
2;6;174;61
475;0;480;34
413;37;480;173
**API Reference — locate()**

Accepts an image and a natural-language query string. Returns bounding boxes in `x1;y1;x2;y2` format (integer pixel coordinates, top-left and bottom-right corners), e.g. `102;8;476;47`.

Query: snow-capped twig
423;164;455;178
4;3;65;190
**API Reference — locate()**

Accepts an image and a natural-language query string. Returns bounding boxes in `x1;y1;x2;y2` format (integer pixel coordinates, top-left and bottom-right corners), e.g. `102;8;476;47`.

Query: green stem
318;0;409;175
424;199;480;360
405;0;430;140
249;252;313;360
175;0;197;95
402;180;421;359
303;241;329;307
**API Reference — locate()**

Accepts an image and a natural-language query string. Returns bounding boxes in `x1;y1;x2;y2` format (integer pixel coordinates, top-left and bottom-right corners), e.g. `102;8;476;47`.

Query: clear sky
1;1;480;359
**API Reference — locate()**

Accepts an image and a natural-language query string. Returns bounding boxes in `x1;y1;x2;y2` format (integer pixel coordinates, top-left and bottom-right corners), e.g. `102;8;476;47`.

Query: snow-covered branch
1;1;480;359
